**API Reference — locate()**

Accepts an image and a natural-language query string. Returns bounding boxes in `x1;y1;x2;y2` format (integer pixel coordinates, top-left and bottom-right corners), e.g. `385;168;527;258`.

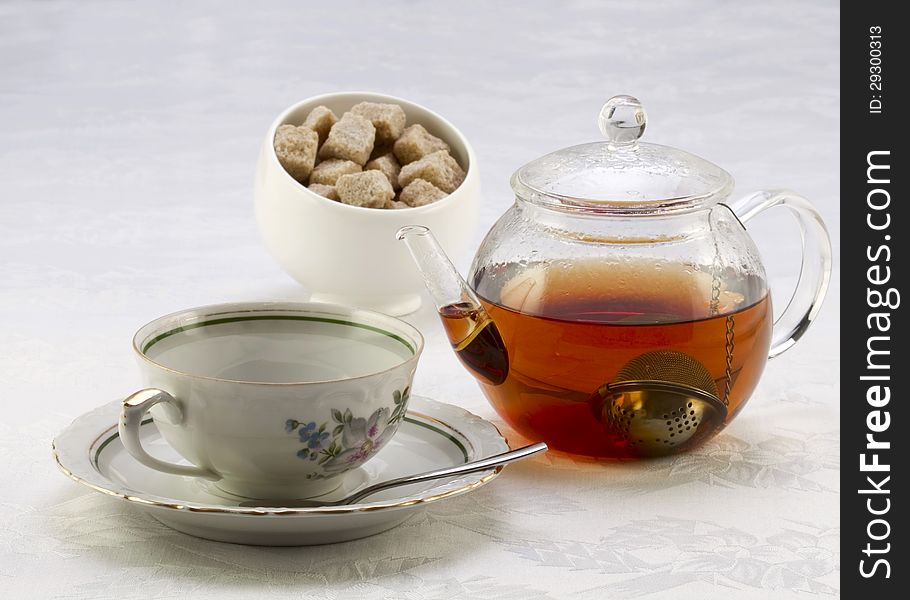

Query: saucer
53;395;508;545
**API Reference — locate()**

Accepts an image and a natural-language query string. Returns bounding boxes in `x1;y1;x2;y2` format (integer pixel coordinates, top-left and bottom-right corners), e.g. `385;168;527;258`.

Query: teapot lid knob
598;95;647;147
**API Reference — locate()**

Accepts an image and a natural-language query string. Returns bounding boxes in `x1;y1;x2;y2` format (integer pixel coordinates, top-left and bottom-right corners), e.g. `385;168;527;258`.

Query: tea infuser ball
592;350;728;457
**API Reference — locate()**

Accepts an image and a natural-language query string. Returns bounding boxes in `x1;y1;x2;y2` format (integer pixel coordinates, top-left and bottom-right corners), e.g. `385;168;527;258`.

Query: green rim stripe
404;417;469;462
141;315;415;355
92;417;153;469
91;415;468;468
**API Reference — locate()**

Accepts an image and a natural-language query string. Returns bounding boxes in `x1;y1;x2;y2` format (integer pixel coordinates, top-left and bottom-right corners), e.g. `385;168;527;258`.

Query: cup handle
118;388;220;480
727;190;832;358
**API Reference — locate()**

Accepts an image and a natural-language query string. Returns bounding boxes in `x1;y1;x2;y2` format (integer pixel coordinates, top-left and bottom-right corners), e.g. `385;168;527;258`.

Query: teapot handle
727;190;832;358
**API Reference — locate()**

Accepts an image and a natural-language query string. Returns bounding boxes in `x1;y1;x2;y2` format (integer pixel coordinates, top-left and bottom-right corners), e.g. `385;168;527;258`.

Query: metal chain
723;314;735;404
709;259;722;317
708;209;735;406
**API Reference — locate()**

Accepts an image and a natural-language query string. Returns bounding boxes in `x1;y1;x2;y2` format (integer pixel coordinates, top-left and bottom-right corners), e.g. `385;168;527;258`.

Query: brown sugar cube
398;150;466;193
307;183;338;201
365;153;401;191
274;124;318;182
309;159;361;185
335;171;395;209
302;105;338;146
318;112;376;165
393;124;450;164
399;178;448;207
351;102;407;145
446;153;466;189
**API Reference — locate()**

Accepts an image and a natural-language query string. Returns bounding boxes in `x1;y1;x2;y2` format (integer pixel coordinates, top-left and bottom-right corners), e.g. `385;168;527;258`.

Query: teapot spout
396;226;478;311
397;226;509;385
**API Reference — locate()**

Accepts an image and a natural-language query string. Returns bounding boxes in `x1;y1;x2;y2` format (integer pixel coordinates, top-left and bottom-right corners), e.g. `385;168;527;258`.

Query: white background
0;1;839;598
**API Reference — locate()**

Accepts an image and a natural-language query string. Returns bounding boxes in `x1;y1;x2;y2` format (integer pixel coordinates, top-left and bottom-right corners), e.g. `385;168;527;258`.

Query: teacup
118;301;423;500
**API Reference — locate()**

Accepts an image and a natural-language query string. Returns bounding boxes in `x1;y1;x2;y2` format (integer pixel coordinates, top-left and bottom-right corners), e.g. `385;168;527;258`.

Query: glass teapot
399;95;831;458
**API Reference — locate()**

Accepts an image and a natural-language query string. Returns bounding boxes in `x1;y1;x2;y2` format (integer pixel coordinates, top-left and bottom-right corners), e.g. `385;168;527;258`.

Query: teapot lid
511;95;734;214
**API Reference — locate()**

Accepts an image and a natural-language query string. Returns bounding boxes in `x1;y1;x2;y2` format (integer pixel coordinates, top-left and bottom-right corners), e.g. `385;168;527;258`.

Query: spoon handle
342;442;548;505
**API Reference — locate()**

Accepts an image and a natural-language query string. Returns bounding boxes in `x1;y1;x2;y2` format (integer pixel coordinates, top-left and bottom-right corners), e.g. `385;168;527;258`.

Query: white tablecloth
0;1;840;598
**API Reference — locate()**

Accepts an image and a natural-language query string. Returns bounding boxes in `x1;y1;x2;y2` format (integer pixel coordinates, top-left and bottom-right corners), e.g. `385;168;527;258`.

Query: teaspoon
238;442;547;508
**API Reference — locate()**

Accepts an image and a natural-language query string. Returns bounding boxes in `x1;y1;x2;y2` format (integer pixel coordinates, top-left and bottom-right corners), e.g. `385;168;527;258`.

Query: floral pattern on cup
285;387;410;479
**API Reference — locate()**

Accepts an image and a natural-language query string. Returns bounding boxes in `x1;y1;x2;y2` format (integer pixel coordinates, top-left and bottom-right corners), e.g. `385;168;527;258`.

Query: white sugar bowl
254;91;480;316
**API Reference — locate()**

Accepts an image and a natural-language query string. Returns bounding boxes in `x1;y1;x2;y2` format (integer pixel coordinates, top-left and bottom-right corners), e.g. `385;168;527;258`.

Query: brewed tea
451;260;773;458
440;302;509;386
